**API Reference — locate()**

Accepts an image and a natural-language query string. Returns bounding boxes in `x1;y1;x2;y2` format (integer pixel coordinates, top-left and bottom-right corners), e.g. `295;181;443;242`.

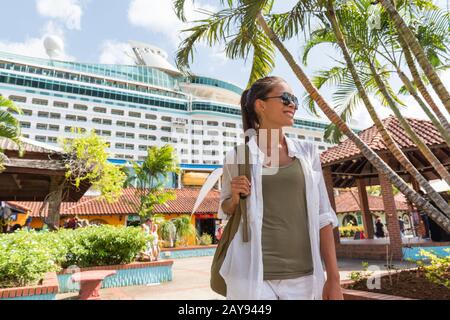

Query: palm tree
125;145;181;223
378;0;450;112
328;1;450;186
398;42;450;142
301;0;450;215
173;0;450;232
386;6;450;142
0;97;22;170
302;1;450;145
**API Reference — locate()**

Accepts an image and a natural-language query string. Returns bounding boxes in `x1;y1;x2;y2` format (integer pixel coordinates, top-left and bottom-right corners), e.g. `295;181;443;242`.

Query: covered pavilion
0;137;90;229
320;116;450;260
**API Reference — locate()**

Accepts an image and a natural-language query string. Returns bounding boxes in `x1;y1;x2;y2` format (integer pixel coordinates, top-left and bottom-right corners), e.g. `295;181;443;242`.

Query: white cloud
99;41;136;65
0;22;73;61
36;0;83;30
127;0;217;46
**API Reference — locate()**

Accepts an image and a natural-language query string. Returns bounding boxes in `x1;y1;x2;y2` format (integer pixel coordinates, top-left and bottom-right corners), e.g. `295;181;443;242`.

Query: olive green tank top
261;157;313;280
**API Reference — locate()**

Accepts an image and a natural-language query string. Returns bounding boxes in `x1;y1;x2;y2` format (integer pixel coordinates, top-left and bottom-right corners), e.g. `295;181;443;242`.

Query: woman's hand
322;279;344;300
230;175;251;204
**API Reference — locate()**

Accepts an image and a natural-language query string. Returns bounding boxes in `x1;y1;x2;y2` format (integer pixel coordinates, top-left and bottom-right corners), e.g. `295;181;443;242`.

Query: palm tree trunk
46;177;64;231
379;0;450;113
368;60;450;186
396;67;450;148
397;38;450;134
256;11;450;233
324;2;450;217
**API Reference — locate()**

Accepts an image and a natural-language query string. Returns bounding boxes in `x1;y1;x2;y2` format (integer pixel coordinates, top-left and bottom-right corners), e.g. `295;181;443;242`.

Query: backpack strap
234;144;251;243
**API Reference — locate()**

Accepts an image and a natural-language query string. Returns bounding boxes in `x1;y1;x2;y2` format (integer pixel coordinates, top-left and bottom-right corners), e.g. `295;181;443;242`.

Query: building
0;41;338;188
334;189;412;237
6;187;221;246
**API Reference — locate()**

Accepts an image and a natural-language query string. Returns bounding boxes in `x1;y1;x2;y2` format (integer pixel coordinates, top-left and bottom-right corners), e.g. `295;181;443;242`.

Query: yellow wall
29;215;127;229
7;211;30;227
30;218;44;229
8;211;30;227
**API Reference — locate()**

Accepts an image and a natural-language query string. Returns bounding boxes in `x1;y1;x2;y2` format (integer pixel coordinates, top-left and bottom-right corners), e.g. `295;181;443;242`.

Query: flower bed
0;272;59;300
342;269;450;300
57;260;173;293
159;245;217;259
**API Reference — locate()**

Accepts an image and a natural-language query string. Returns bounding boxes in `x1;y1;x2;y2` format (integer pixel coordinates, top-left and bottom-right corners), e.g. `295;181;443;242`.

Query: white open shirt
218;133;339;300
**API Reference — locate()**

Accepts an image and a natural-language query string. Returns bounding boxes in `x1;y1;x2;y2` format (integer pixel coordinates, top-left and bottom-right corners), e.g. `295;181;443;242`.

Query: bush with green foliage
0;230;63;288
415;249;450;289
0;225;149;288
172;215;196;246
198;233;213;246
58;225;149;268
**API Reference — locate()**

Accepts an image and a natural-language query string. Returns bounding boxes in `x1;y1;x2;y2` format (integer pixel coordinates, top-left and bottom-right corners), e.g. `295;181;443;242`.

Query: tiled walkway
57;256;418;300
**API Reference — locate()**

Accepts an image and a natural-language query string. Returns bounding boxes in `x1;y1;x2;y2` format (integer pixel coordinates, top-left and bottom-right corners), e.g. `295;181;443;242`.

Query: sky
1;0;449;130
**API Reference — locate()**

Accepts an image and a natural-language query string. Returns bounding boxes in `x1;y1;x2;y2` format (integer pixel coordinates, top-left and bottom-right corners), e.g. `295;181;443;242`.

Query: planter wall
0;272;59;300
159;245;217;259
341;280;415;300
57;260;173;294
342;288;415;300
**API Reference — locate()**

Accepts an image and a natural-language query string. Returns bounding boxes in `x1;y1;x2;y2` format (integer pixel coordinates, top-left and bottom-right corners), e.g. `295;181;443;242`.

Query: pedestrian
141;218;155;261
398;217;405;237
151;222;160;261
218;76;342;300
215;223;224;241
375;217;385;238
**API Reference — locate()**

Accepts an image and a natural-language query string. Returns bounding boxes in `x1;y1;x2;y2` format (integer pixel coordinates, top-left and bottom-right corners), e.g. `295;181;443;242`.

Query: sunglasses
260;92;299;110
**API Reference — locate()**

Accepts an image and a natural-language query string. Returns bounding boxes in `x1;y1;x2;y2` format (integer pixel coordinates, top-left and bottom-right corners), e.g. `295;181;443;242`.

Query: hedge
0;225;150;288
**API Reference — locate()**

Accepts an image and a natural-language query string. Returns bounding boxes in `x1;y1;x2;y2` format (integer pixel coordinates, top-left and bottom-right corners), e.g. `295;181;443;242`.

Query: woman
141;219;156;261
218;76;343;300
151;222;160;261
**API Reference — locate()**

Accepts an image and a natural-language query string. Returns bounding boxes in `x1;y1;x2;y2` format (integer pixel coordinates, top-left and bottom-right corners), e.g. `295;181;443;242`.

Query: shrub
0;230;62;288
60;225;148;268
417;249;450;289
158;220;177;248
0;225;149;288
198;233;212;246
173;215;196;246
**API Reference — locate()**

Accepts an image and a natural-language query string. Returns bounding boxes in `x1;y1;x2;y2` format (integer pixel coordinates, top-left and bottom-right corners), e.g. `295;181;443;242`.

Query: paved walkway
57;256;418;300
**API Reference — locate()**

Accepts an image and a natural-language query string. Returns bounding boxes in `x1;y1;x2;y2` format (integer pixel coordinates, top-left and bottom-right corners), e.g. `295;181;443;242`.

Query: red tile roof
320;116;445;165
9;187;221;218
335;189;409;213
6;202;32;212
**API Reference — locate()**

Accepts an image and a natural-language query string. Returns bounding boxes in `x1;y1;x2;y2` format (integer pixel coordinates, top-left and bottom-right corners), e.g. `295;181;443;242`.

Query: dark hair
240;76;286;142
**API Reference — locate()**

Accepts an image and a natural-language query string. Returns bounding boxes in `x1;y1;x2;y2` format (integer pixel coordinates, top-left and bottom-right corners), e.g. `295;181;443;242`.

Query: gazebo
0;137;90;229
320;116;450;260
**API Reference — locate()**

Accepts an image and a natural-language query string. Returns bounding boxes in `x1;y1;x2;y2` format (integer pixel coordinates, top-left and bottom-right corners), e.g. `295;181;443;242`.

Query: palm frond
268;0;318;41
302;28;336;65
323;122;345;144
175;8;239;72
247;29;275;87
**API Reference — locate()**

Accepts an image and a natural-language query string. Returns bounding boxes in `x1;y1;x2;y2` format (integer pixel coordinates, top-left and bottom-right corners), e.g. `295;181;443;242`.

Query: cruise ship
0;40;336;187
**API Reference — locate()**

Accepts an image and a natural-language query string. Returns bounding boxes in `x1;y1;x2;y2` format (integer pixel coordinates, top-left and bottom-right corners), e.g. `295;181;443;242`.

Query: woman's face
256;81;297;129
